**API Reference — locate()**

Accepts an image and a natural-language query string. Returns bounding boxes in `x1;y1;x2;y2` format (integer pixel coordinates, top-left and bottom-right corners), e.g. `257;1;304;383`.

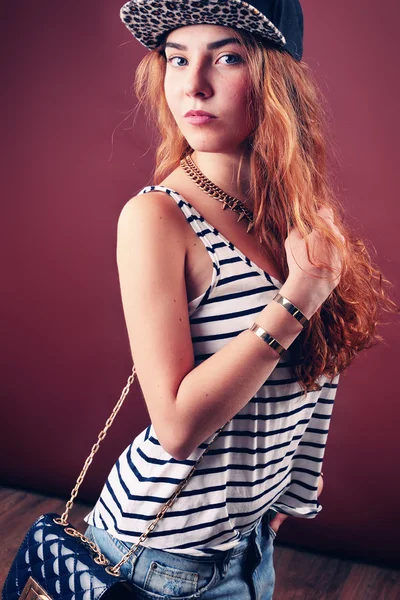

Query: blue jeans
84;510;276;599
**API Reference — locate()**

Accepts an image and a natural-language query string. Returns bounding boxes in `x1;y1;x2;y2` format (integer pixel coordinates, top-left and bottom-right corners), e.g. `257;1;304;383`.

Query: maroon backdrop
1;1;399;567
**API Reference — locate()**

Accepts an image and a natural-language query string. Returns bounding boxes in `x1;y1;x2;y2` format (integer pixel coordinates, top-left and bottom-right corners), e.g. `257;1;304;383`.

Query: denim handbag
2;366;227;600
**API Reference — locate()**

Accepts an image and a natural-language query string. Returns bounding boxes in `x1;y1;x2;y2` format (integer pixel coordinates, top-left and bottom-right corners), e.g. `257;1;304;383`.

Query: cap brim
120;0;286;51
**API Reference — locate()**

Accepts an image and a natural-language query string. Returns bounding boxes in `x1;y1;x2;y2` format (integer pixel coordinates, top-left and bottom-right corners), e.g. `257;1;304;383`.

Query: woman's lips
184;115;217;125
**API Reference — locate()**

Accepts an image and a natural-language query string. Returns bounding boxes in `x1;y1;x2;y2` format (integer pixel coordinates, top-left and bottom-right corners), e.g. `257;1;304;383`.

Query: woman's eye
219;54;242;65
166;54;243;67
167;56;188;67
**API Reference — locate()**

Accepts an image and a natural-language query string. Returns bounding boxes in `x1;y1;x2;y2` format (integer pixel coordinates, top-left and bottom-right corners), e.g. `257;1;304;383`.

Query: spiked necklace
180;154;254;233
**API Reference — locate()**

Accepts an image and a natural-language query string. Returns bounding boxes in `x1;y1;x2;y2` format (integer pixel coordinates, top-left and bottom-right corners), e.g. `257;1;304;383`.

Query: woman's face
163;24;253;154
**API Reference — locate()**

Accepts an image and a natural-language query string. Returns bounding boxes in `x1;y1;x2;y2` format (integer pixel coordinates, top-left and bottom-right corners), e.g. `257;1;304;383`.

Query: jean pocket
133;547;220;599
144;561;199;597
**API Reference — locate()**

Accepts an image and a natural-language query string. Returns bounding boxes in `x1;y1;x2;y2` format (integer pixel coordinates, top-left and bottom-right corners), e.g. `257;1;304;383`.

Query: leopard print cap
120;0;287;54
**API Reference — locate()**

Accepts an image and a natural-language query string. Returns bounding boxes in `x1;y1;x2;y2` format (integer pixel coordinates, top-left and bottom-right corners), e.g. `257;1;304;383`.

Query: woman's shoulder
119;179;185;228
117;177;195;265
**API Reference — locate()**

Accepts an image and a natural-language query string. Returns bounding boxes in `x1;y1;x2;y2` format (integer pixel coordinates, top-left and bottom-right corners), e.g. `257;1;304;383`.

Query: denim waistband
226;516;262;558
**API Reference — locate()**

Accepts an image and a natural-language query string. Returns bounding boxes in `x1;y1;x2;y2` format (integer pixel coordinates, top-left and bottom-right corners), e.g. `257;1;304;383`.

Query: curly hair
132;27;398;393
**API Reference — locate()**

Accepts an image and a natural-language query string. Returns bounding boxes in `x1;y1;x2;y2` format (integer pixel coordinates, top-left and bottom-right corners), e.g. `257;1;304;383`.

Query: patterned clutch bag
2;366;228;599
2;513;134;600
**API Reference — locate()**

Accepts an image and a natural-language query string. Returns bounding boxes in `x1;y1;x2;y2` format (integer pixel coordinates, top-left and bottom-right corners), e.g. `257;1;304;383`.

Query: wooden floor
1;486;399;599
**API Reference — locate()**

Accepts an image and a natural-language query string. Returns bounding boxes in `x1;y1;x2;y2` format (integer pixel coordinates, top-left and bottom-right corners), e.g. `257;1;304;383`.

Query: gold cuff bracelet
272;293;309;327
248;323;286;357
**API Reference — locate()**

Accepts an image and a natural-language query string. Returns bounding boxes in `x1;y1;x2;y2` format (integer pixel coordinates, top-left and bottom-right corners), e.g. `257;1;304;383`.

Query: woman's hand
280;207;344;319
268;510;289;535
268;472;324;535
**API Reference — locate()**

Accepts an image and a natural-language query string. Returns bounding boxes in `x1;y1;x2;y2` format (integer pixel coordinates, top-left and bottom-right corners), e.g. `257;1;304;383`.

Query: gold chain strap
55;365;137;525
52;366;136;570
53;364;230;577
64;527;110;567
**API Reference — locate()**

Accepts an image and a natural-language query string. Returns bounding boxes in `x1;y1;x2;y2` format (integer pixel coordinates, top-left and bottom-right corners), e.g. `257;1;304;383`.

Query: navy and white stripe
85;185;339;556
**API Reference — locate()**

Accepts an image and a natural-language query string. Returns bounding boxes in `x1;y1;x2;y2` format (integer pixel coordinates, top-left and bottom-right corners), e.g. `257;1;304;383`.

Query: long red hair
133;28;398;393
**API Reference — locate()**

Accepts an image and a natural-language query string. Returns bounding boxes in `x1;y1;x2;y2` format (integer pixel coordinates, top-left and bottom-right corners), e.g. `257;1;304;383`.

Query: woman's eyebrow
165;38;241;51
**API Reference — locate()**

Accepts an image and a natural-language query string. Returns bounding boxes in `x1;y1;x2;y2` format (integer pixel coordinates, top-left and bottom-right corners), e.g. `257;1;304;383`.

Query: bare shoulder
118;189;188;238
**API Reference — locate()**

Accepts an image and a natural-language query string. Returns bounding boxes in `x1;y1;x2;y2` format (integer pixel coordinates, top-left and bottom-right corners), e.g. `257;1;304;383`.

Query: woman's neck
191;150;252;210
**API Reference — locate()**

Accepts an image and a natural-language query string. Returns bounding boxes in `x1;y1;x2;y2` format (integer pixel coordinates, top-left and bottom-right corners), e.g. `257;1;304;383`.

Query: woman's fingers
317;473;324;496
317;207;345;241
269;511;289;535
317;205;335;222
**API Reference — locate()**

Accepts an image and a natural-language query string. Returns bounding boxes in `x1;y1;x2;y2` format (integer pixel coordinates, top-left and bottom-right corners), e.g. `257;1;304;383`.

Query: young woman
84;1;396;598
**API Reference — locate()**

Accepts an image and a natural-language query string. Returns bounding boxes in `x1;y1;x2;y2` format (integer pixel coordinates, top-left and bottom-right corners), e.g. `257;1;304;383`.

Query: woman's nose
184;67;213;98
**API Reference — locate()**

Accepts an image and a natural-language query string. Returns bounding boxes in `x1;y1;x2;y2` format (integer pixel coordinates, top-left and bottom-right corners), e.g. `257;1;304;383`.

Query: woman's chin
183;136;245;155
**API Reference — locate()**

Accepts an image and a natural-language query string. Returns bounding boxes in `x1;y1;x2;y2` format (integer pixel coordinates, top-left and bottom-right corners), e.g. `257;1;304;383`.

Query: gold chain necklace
180;154;254;233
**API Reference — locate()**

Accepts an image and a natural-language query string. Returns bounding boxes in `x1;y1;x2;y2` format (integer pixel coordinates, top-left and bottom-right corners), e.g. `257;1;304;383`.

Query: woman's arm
172;297;308;459
117;193;341;460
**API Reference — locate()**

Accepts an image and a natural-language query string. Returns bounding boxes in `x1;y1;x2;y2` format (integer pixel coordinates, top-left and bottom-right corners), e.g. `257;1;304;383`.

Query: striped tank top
85;185;339;556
